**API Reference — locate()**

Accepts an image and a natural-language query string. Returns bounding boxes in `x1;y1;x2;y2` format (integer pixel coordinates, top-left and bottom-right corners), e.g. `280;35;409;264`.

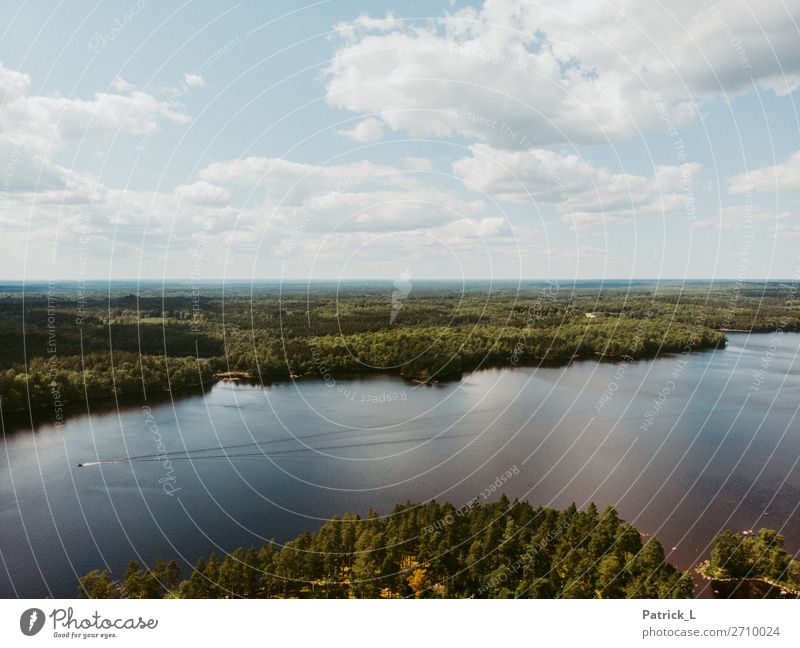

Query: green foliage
0;352;214;413
77;499;693;599
77;560;181;599
708;528;800;588
6;280;792;414
77;570;118;599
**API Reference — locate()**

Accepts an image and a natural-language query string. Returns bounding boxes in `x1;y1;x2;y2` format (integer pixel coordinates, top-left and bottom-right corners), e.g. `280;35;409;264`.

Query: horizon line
0;278;796;284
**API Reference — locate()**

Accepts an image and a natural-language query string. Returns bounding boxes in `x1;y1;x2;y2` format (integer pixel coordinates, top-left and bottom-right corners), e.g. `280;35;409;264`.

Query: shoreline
696;562;800;598
1;335;733;422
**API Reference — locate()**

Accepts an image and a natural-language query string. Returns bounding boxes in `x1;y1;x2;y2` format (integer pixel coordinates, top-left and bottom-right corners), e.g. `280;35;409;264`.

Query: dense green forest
1;280;797;414
702;528;800;593
77;498;693;599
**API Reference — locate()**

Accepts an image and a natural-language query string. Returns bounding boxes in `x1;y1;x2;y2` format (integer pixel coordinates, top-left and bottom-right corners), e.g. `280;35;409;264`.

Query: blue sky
1;0;799;281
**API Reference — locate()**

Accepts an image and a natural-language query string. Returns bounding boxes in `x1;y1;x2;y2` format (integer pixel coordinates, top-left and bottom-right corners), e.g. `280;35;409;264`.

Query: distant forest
1;280;798;415
77;498;695;599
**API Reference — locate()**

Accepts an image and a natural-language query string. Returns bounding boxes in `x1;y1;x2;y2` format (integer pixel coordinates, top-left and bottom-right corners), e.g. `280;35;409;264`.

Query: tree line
77;498;693;599
0;352;215;413
2;281;797;415
705;528;800;592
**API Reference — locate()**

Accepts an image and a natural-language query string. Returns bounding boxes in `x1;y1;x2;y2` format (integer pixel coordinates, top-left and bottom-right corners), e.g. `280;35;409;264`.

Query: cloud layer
453;144;699;225
1;1;798;279
325;0;800;146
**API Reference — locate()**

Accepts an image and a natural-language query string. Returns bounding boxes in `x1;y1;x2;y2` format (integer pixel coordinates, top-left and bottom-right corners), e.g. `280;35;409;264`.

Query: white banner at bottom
0;599;796;647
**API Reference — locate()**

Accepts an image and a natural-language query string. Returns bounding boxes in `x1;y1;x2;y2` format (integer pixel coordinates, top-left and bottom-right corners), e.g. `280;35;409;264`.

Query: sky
0;0;799;282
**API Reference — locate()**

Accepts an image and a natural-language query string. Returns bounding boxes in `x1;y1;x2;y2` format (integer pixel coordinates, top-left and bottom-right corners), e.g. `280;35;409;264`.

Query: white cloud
199;156;416;203
0;64;511;279
1;79;190;146
0;64;30;98
437;216;511;239
728;151;800;194
111;76;136;93
175;180;231;206
336;116;384;142
453;144;699;225
0;63;190;194
183;72;206;89
334;12;401;42
289;187;484;234
324;0;800;146
198;155;485;241
693;206;793;231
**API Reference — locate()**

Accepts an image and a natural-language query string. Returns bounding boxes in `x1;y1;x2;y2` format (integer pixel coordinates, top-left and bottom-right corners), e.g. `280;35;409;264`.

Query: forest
1;280;797;415
76;498;694;599
702;528;800;594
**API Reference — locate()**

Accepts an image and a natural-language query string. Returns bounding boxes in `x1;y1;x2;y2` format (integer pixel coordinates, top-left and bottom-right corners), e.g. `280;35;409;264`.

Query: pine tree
77;570;119;599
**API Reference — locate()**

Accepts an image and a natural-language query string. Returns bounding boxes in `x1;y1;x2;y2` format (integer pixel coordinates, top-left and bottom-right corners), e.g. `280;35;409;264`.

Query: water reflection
1;333;798;597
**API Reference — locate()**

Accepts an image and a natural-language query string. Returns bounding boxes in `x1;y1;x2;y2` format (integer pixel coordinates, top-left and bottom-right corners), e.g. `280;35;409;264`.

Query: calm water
1;333;799;597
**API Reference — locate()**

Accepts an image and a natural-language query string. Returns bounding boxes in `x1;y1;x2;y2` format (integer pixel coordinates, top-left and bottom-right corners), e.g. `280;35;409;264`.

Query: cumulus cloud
175;180;231;206
0;63;190;194
199;155;484;237
337;117;384;142
111;76;136;93
0;63;230;276
295;188;484;233
437;216;512;239
0;62;504;279
199;156;417;202
1;71;189;145
183;72;206;88
453;144;699;225
728;151;800;194
693;206;793;231
324;0;800;146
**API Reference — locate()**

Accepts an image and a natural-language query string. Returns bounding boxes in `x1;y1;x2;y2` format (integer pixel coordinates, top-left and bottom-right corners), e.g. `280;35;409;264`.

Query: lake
1;332;799;597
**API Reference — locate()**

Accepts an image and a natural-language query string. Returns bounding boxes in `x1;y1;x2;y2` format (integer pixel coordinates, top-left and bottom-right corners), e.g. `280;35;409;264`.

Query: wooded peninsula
2;280;797;417
78;498;695;599
76;498;800;599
